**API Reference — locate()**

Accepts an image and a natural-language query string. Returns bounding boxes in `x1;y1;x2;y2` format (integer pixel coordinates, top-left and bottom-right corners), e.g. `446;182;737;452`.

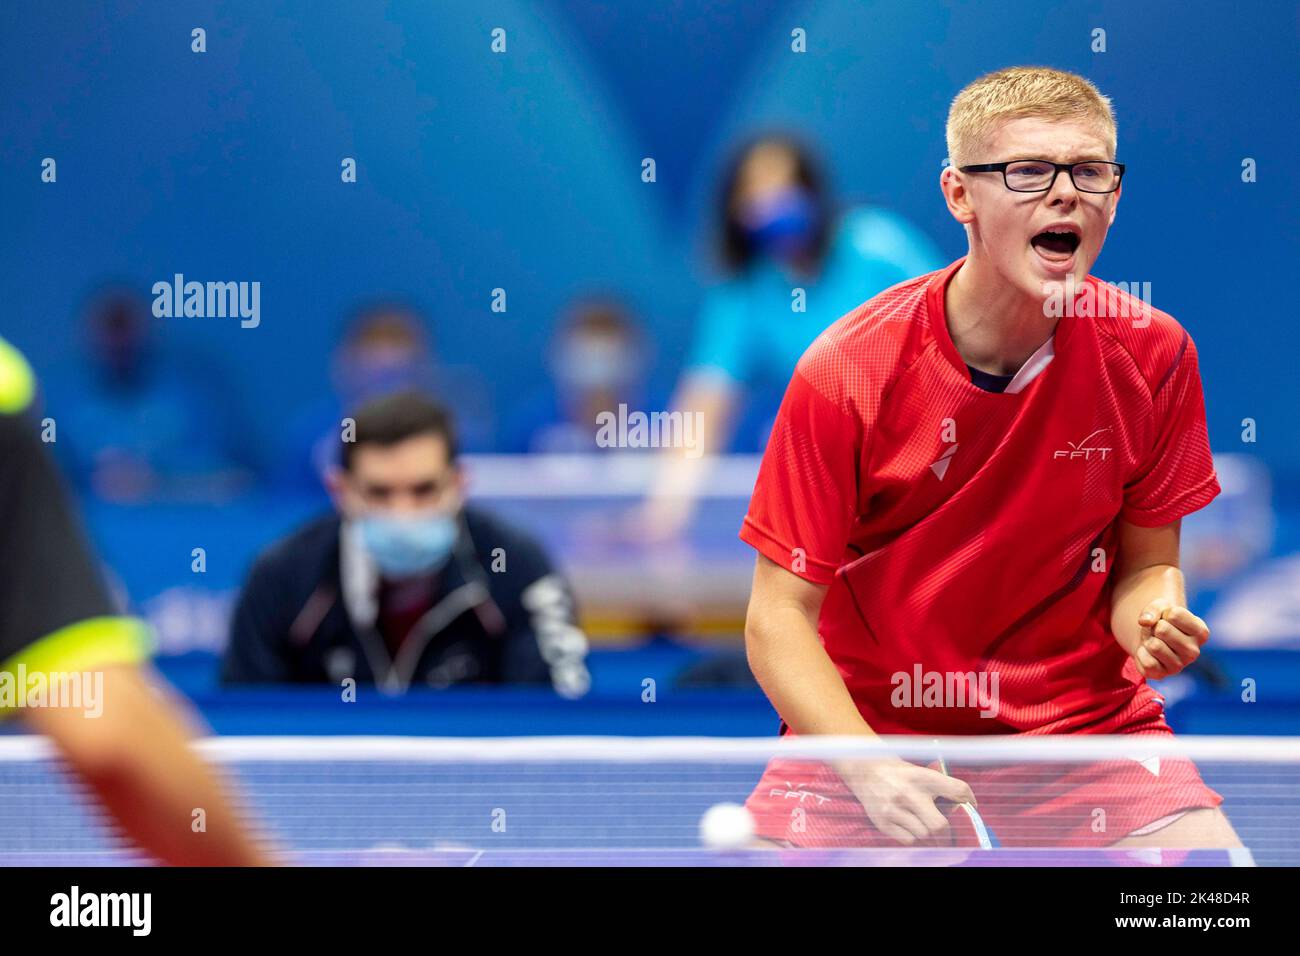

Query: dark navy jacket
221;506;590;697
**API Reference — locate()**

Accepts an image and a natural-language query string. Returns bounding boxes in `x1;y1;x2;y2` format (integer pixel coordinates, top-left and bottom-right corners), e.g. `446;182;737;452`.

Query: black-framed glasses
958;160;1125;194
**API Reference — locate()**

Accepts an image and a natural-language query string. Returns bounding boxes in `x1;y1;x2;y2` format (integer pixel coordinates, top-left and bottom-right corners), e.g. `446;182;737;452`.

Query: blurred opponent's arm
0;339;270;865
22;661;270;865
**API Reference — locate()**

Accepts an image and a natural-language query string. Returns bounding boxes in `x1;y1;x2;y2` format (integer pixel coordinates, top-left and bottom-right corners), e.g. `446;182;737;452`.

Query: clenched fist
1131;599;1210;679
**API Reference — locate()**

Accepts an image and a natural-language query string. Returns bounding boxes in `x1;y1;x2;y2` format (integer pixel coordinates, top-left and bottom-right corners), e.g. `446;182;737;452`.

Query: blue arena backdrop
1;0;1295;472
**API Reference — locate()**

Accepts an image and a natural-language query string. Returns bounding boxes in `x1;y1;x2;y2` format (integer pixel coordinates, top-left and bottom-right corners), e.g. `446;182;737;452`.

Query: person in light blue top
686;134;946;451
638;135;945;537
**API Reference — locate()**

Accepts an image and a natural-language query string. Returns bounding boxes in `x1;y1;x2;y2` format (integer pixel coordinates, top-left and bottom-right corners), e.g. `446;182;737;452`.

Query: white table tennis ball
699;802;756;849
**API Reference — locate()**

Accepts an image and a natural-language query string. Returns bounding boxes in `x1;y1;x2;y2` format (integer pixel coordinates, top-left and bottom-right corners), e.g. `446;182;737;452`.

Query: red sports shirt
740;258;1220;735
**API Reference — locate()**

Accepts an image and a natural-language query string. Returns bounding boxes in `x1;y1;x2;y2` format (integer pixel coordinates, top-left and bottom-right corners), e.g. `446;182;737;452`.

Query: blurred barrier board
466;454;761;640
83;452;1286;647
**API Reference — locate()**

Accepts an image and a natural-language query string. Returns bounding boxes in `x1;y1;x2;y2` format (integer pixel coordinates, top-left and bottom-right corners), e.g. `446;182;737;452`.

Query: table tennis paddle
937;753;1000;849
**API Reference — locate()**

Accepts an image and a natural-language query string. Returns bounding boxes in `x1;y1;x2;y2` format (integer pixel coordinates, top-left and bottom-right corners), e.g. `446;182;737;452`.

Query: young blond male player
741;67;1240;849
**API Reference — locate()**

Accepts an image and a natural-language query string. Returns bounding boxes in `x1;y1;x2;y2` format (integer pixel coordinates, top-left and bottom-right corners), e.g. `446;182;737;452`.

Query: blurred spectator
224;391;590;696
334;304;440;411
639;134;946;536
52;284;254;503
503;297;662;453
276;300;492;492
688;133;944;450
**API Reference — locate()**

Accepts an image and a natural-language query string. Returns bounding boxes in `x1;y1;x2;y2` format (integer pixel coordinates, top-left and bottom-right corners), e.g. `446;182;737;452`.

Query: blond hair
946;66;1117;168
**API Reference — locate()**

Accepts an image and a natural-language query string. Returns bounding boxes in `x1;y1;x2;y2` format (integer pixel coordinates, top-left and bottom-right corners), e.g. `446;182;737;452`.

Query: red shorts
745;718;1223;848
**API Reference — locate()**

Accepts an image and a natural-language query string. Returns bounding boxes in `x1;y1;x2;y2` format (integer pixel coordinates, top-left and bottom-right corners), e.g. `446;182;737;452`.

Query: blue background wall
2;0;1296;473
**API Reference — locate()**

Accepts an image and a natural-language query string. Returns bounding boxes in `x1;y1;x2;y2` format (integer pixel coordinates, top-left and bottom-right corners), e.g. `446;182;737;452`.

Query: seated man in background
223;391;590;698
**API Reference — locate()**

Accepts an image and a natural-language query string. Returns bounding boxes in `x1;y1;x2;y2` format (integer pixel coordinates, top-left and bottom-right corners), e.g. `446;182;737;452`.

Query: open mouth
1030;229;1081;261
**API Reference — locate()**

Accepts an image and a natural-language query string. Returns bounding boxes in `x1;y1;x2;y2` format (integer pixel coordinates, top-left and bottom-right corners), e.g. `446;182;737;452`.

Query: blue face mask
358;511;457;578
738;187;819;261
554;337;636;393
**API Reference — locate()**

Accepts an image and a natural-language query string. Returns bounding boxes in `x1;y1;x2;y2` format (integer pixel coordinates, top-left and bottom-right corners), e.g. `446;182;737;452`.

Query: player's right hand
832;757;976;845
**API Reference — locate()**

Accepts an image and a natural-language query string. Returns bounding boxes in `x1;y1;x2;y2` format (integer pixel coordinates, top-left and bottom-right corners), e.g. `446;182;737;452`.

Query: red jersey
740;258;1220;735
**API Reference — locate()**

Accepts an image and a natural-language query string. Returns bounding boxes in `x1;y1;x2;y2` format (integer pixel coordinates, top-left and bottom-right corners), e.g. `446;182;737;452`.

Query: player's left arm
1109;517;1210;679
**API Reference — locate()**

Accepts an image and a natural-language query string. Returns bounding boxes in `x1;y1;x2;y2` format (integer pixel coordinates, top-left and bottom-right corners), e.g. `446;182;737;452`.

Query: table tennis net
0;736;1295;865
